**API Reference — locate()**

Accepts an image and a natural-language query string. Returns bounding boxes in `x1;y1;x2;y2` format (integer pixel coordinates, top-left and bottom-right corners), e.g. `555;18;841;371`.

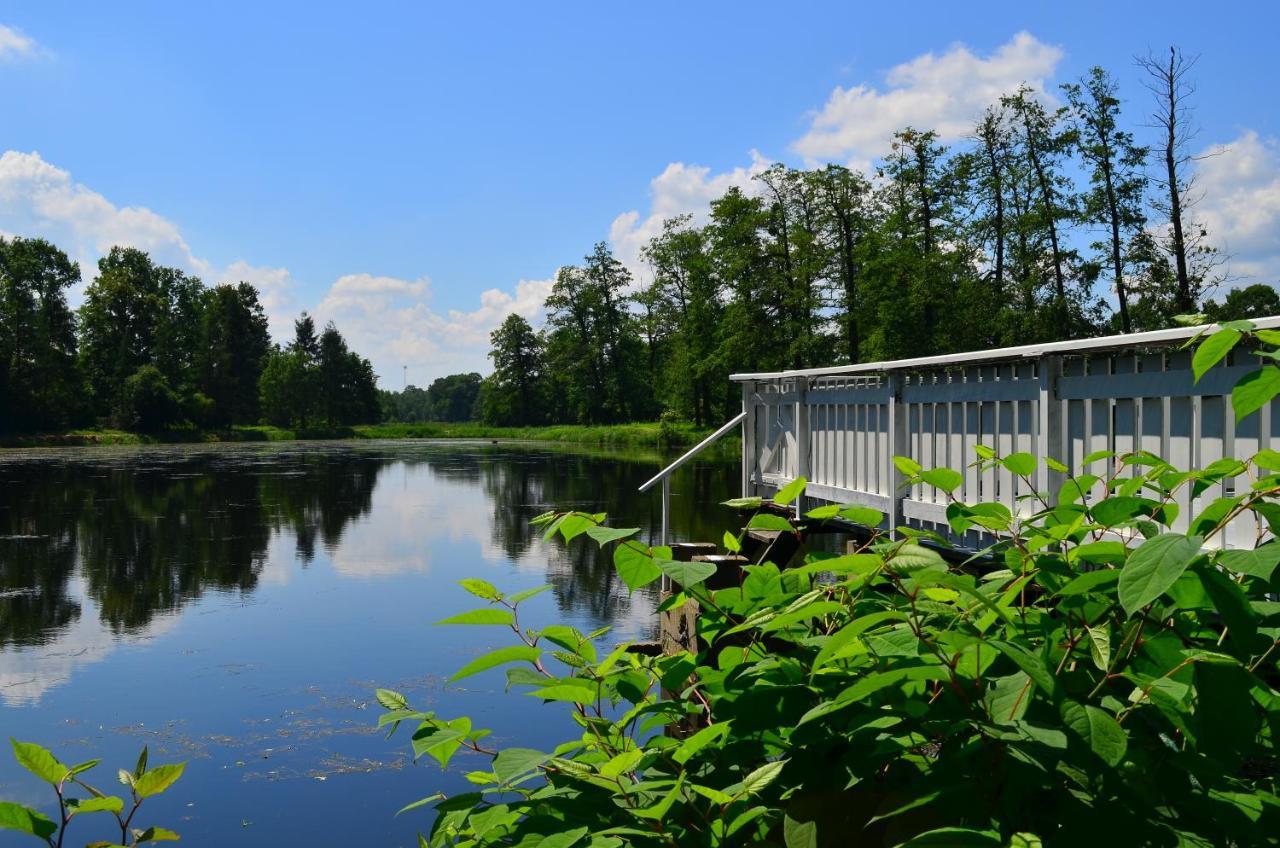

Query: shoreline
0;421;722;450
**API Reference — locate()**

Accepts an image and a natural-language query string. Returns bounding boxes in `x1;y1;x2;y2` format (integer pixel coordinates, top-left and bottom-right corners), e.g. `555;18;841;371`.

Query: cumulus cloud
313;272;553;384
791;31;1063;167
0;150;296;326
608;150;771;282
0;23;35;60
1195;131;1280;285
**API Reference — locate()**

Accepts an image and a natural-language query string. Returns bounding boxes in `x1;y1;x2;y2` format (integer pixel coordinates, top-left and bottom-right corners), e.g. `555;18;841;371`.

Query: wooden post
794;379;809;518
1037;355;1064;505
887;373;908;538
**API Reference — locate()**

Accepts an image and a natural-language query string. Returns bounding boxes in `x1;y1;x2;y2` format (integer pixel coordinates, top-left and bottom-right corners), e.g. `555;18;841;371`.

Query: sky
2;1;1279;386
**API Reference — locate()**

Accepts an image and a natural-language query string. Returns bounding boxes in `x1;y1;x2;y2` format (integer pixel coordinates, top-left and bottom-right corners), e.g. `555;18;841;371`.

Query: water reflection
0;441;737;695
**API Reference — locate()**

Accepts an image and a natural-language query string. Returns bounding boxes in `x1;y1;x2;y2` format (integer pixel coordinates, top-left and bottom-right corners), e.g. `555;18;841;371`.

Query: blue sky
2;2;1279;384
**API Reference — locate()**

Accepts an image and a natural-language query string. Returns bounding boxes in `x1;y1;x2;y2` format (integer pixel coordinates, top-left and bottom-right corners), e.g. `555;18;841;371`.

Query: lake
0;440;739;846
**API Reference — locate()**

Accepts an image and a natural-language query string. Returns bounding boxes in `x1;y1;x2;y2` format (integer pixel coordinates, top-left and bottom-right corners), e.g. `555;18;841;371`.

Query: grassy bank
0;421;720;450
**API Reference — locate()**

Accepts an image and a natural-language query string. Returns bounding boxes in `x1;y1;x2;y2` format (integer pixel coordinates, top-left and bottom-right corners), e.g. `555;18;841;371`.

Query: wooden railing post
741;381;755;498
1037;355;1064;504
887;373;907;537
794;379;809;518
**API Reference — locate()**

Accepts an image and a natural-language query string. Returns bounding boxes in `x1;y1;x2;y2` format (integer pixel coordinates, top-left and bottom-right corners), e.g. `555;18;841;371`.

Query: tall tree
198;283;271;425
0;237;83;431
1137;47;1215;314
481;314;547;426
812;165;872;363
1064;67;1149;333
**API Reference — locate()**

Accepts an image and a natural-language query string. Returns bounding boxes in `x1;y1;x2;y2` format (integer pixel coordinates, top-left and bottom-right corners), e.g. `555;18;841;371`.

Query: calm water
0;440;738;846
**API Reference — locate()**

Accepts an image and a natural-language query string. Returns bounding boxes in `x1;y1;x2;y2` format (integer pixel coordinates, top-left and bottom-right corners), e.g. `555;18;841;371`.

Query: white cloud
0;23;35;60
0;150;296;326
608;150;770;282
0;149;553;382
313;272;553;384
1195;131;1280;285
791;31;1063;167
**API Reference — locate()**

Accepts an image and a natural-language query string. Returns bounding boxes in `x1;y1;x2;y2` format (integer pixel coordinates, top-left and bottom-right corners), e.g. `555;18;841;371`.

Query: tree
1137;47;1218;313
118;364;182;432
812;165;872;363
425;373;483;422
316;322;380;427
259;347;311;428
197;283;271;426
0;236;84;432
482;314;547;426
1064;67;1149;333
78;248;205;423
1202;284;1280;322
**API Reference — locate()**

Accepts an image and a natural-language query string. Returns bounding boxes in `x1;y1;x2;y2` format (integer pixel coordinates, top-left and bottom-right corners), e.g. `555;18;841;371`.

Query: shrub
0;741;185;846
116;365;183;432
377;321;1280;847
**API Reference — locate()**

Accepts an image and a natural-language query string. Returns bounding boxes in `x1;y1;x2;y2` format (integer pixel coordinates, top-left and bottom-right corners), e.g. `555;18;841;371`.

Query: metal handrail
638;410;747;545
729;315;1280;381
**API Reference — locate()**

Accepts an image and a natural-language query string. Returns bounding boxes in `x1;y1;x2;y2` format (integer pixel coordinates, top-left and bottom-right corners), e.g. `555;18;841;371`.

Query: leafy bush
0;741;185;846
377;322;1280;847
116;365;183;432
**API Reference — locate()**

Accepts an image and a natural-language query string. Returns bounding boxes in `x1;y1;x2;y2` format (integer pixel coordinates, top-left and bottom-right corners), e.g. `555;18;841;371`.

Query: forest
472;58;1280;428
0;240;379;434
4;56;1280;437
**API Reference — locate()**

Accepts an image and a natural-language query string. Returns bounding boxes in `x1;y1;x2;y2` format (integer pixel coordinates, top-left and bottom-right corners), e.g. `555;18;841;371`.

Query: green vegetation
0;741;185;847
370;323;1280;846
0;242;380;437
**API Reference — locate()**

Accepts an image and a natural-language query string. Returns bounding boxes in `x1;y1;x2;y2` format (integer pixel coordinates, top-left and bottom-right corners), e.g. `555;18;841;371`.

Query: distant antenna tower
403;365;407;390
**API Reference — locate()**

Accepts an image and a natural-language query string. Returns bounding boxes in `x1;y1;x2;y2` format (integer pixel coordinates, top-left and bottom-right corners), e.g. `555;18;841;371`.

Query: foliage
117;366;183;432
0;740;185;847
259;319;380;429
383;373;485;424
377;324;1280;846
0;237;85;433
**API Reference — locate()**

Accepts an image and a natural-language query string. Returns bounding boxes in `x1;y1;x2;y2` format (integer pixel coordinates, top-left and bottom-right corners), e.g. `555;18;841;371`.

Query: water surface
0;440;738;845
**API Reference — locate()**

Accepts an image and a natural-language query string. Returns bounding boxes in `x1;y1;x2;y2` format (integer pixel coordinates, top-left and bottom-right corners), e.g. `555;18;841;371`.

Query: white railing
639;411;747;545
733;317;1280;549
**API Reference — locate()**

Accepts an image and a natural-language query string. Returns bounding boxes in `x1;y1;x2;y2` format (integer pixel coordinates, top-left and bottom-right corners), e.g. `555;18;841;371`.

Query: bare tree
1137;46;1218;313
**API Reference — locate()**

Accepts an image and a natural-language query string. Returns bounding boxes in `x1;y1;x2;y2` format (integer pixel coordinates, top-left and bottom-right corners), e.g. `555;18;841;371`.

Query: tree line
467;53;1280;428
0;239;380;434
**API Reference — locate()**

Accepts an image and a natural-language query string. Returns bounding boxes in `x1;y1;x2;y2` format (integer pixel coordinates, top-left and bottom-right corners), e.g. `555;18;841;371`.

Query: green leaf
1086;624;1111;671
773;476;807;506
783;814;818;848
899;827;1001;846
1192;327;1242;382
538;827;589;848
599;749;644;779
0;801;58;840
990;641;1057;699
458;578;501;601
613;540;661;591
722;530;741;553
1001;452;1037;477
673;722;731;765
375;688;409;710
741;759;787;795
633;773;686;821
10;739;69;785
136;826;181;842
921;467;963;492
67;795;124;815
584;525;639;545
721;496;763;509
1232;366;1280;422
436;608;515;627
395;792;444;817
558;513;595;542
492;748;548;785
894;456;922;476
804;504;841;520
505;584;552;605
1217;543;1280;580
133;762;185;798
1118;533;1204;615
747;513;794;532
838;505;884;527
450;645;541;682
1060;701;1127;766
1254;448;1280;471
658;558;718;590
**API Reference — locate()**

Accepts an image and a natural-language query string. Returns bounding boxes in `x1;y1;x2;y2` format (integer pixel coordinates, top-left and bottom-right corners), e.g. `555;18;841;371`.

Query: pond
0;440;739;846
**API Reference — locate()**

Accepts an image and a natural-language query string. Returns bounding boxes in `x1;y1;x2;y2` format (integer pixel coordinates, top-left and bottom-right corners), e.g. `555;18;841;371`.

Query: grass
0;421;721;450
